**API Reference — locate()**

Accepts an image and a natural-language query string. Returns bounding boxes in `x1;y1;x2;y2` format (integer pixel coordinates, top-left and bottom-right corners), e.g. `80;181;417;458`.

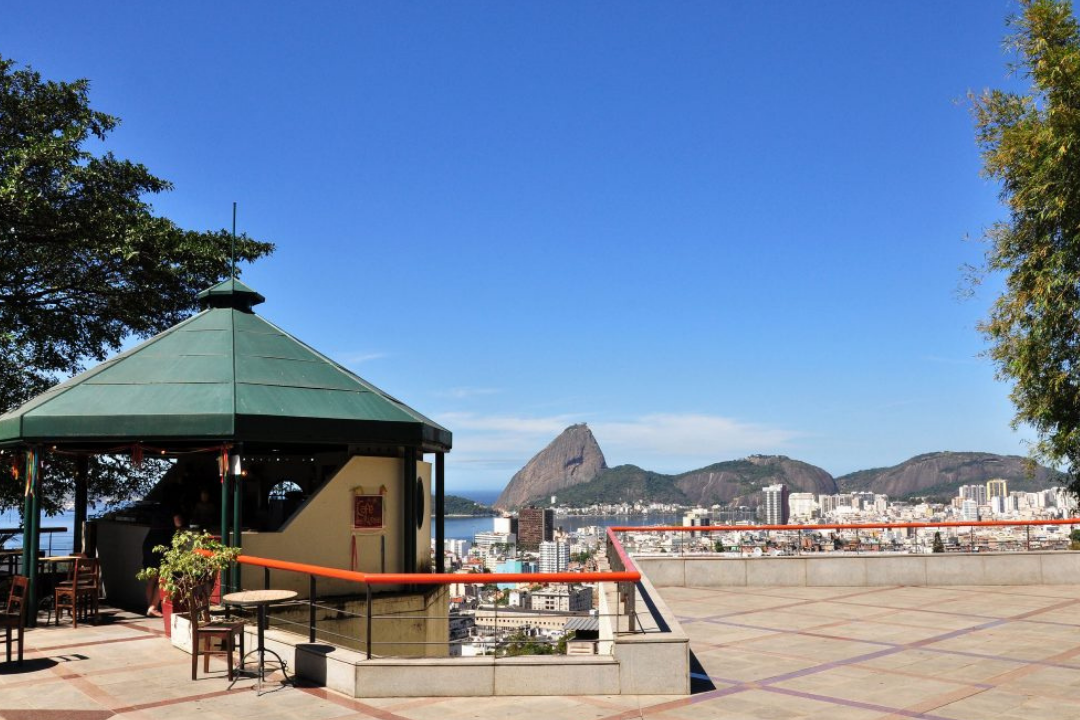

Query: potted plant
137;530;240;652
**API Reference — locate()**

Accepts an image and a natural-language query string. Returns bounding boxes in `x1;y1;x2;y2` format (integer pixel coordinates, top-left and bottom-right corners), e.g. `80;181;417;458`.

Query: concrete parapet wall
253;571;689;697
636;551;1080;588
612;570;690;695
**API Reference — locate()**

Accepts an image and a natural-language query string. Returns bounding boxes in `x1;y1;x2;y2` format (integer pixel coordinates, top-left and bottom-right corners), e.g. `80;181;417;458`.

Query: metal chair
1;575;29;665
190;587;245;681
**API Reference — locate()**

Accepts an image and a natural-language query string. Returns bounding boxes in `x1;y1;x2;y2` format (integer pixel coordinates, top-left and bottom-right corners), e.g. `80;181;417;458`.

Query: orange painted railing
610;518;1080;533
202;548;639;586
202;530;642;656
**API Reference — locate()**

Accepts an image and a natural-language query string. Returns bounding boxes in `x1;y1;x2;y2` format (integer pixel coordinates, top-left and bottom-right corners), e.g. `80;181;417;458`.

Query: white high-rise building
960;485;988;505
818;495;838;514
788;493;816;519
538;540;570;573
961;499;979;522
873;494;889;514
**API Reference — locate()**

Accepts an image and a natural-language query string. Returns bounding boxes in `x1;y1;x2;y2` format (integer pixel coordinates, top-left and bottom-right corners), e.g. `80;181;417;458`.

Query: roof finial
231;201;237;279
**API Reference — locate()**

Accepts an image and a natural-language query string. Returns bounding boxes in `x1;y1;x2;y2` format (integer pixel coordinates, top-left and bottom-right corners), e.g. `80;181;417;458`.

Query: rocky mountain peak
494;424;608;510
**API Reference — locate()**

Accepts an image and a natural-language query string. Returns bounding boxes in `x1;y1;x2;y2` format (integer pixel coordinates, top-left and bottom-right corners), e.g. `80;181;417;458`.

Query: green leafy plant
136;530;239;614
932;532;946;554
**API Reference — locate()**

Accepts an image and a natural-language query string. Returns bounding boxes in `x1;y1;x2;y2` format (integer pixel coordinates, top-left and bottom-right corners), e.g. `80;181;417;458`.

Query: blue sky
4;2;1041;492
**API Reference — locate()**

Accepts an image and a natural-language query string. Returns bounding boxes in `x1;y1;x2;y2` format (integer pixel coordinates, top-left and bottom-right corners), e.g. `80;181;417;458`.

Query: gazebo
0;279;451;618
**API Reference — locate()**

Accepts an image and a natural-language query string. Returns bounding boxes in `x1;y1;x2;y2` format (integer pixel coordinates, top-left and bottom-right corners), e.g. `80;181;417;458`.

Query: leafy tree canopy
0;54;273;511
972;1;1080;496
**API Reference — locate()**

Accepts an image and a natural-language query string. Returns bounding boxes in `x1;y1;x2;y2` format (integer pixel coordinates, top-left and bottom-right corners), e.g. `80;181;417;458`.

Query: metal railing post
309;575;316;643
263;567;270;590
1026;525;1031;551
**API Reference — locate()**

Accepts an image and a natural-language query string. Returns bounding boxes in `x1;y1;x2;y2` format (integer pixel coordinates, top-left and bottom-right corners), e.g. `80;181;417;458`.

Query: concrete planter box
170;612;195;654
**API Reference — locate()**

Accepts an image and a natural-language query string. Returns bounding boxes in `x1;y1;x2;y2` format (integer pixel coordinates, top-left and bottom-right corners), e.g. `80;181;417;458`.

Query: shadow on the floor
689;650;717;694
0;656;59;674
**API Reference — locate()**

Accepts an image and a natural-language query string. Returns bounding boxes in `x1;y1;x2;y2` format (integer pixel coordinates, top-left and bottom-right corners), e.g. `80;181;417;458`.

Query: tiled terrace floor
3;584;1080;719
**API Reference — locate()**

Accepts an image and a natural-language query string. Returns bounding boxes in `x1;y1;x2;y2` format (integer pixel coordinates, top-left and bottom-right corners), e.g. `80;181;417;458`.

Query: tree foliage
0;55;273;512
0;54;274;413
972;1;1080;496
932;531;945;554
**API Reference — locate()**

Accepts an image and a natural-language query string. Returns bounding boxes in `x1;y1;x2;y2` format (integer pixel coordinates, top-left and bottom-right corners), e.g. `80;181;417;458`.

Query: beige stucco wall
240;455;432;597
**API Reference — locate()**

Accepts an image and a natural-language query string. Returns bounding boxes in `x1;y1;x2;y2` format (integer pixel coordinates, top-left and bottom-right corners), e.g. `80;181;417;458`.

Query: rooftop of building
4;581;1078;719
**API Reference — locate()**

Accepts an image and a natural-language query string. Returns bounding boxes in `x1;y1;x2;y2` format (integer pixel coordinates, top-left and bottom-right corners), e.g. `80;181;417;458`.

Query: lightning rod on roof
231;201;237;279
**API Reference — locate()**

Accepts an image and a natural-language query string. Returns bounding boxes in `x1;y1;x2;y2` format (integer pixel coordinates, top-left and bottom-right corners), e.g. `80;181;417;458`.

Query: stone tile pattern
2;584;1080;719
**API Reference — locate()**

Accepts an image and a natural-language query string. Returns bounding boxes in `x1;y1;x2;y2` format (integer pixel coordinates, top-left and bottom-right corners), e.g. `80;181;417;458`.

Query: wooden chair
54;557;99;627
1;575;29;665
190;587;245;681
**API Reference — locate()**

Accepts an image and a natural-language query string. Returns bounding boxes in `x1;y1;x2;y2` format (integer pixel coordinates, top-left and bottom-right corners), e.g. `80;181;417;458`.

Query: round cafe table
222;589;297;693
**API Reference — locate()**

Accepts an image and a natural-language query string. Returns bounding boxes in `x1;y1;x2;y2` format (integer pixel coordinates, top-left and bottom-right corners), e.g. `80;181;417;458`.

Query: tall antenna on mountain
231;201;237;279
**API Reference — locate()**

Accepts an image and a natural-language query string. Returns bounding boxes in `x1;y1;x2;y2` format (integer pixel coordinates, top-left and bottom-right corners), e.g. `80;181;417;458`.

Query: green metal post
232;445;243;592
220;453;231;593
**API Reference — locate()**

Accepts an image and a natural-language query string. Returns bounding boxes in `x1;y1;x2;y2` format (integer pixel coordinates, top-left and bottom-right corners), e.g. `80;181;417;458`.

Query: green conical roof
0;283;451;450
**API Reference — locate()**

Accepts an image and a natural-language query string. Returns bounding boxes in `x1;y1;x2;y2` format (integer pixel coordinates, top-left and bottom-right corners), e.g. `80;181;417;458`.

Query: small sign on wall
353;494;384;529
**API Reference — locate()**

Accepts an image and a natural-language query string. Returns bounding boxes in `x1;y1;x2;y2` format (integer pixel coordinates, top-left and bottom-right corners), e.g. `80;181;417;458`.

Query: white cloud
435;387;502;400
335;351;388;365
435;412;581;455
593;414;801;471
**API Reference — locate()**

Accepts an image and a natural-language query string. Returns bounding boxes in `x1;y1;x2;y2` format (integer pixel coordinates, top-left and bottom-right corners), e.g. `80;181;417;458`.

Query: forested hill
536;455;837;508
437;494;496;516
835;451;1061;499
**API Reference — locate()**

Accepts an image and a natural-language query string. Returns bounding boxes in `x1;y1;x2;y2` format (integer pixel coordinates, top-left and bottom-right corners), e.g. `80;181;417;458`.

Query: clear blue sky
5;2;1041;493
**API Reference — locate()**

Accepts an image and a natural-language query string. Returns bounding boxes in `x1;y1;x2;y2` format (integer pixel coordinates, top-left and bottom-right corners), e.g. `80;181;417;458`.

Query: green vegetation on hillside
548;465;691;506
435;494;496;516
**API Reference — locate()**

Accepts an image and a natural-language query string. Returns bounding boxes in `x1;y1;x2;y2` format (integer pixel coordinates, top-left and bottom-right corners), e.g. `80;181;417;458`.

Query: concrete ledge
806;556;866;586
637;552;1080;588
1042;552;1080;583
745;557;806;587
360;657;497;697
614;566;690;695
494;655;620;695
249;602;684;697
865;556;927;586
687;557;746;586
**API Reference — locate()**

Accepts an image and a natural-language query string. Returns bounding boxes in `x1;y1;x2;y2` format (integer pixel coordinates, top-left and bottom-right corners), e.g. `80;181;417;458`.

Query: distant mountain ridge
496;427;1063;509
548;456;838;508
835;451;1061;499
